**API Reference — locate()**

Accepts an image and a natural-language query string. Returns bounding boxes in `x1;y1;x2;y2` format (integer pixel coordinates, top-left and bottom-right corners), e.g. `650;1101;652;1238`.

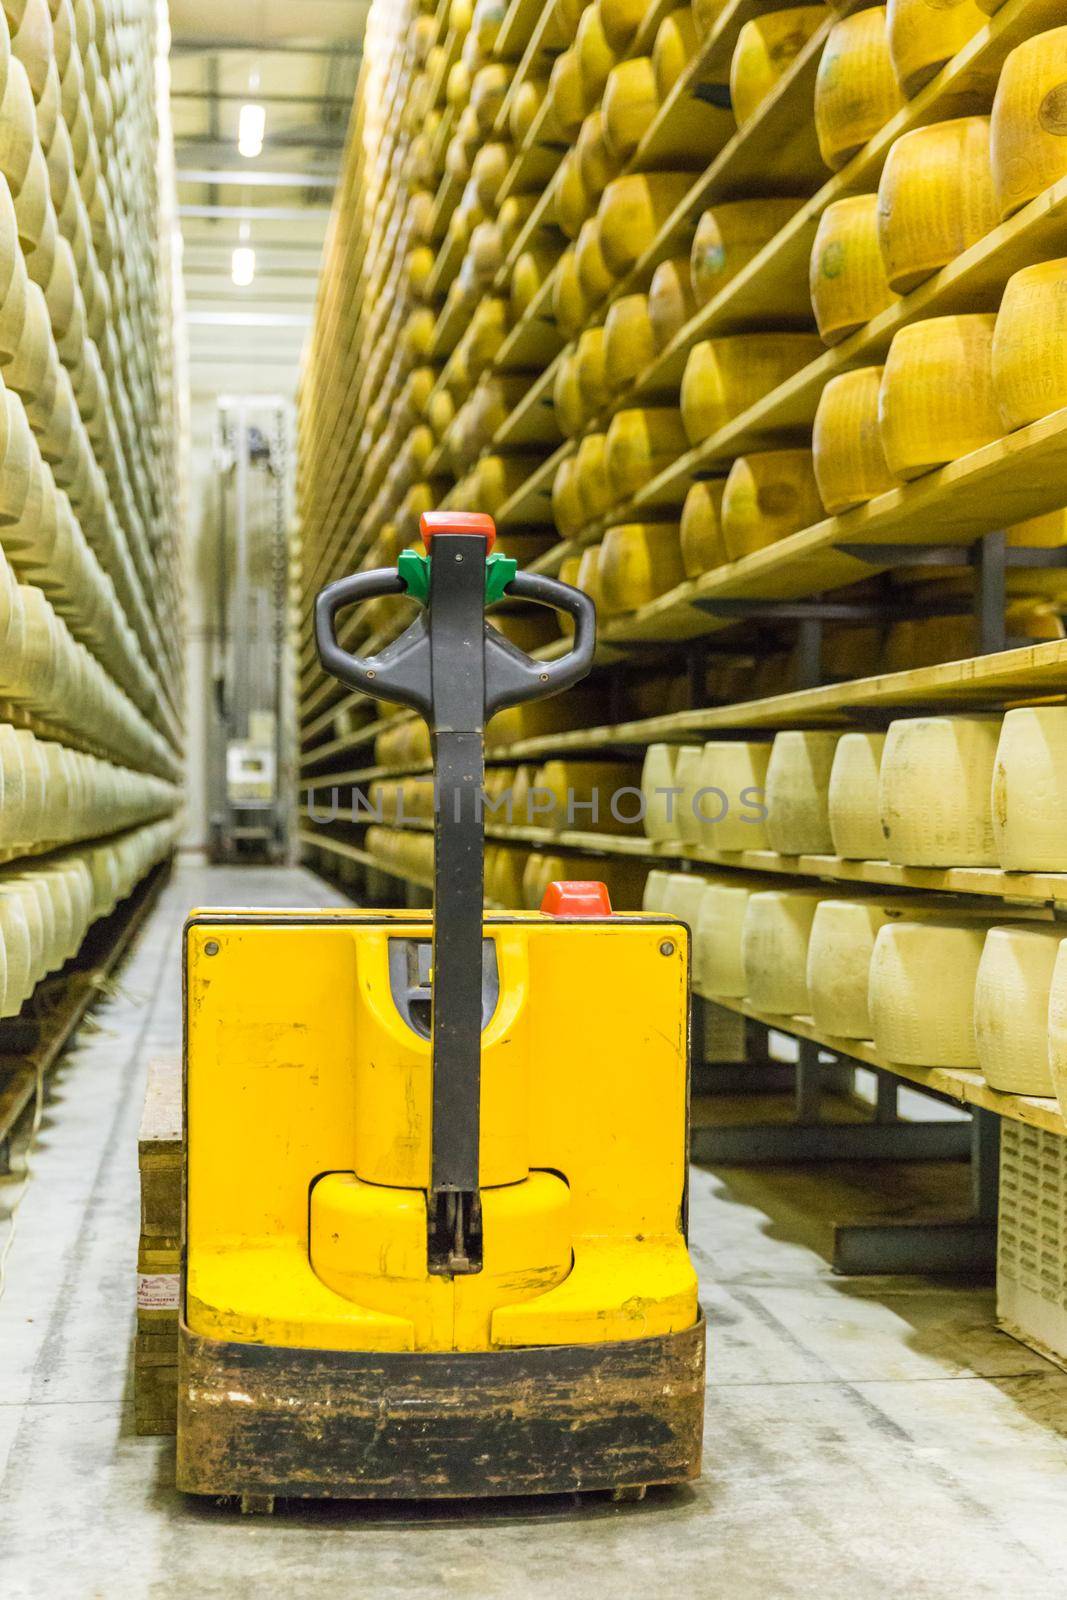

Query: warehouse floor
2;860;1067;1597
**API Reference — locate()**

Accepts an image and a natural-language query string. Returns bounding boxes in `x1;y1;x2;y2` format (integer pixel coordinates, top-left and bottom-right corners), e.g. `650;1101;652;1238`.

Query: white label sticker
137;1272;179;1311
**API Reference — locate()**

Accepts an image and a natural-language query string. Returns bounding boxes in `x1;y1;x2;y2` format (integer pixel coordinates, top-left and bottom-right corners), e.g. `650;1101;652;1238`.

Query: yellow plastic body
184;909;698;1354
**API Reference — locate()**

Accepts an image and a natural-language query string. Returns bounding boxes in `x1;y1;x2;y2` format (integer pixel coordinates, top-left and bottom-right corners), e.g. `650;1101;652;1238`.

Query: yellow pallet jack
176;512;705;1508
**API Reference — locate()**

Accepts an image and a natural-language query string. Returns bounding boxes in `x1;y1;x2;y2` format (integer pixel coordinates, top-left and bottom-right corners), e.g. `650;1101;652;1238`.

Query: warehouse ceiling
168;0;369;395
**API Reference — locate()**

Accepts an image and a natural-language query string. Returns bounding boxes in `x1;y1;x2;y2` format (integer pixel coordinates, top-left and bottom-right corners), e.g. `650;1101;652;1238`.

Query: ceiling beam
171;38;362;56
179;203;331;219
175;131;348;154
171;88;355;107
177;168;339;188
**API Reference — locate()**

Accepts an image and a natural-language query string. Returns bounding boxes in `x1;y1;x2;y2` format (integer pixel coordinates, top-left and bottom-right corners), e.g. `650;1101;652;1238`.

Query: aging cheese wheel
885;0;986;99
828;731;887;859
576;111;619;208
576;542;604;609
674;744;706;845
654;8;699;98
694;0;730;39
598;521;685;613
990;28;1067;220
680;479;727;577
876;116;998;294
992;707;1067;870
553;351;587;437
730;7;827;128
603;293;656;392
696;881;756;997
574;432;613;523
691;197;801;307
470;64;511;132
533;759;642;832
577;2;618;108
643;867;673;910
812;366;900;513
742;887;823;1014
991;257;1067;432
511;244;558;317
810;193;898;345
546;47;586;141
681;332;823;444
556;149;592;239
575;216;617;307
807;899;896;1038
601;0;647;52
509;76;548;144
720;449;824;559
597;172;692;276
814;7;904;171
648;256;696;351
660;871;714;927
869;919;986;1066
878;314;1001;479
879;714;1001;866
642;744;682;842
575;325;610;414
602;57;661;161
695;740;772;850
553;246;586;338
552;453;585;537
765;729;840;854
975;925;1060;1094
604;407;688;500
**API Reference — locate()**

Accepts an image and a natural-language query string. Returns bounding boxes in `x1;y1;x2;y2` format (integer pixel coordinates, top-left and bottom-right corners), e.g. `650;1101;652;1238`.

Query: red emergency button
420;511;497;552
540;880;613;917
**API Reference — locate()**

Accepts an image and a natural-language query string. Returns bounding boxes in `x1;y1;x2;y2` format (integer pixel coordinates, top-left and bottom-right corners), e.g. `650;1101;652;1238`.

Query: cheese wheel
680;479;727;577
869;920;986;1065
533;759;642;832
598;522;686;613
730;8;827;128
992;257;1067;432
553;351;587;437
603;293;656;392
576;542;604;608
643;866;673;910
1047;939;1067;1114
876;116;997;294
471;63;511;132
546;48;585;141
648;256;696;351
511;244;557;317
828;731;887;859
991;28;1067;221
765;729;840;854
509;76;547;144
720;449;824;559
879;714;1001;866
992;707;1067;870
575;325;609;414
691;198;801;307
974;925;1060;1094
576;111;619;207
602;0;647;52
815;8;904;171
742;887;822;1014
597;172;692;276
553;247;586;338
654;8;699;98
552;453;585;537
642;744;681;842
812;366;900;513
807;899;898;1037
476;454;540;513
574;432;613;523
660;871;713;927
681;332;823;445
674;744;706;844
694;0;729;39
604;407;688;500
695;740;772;850
602;58;660;161
574;216;616;307
885;0;986;99
697;881;756;998
877;314;1001;479
809;194;898;345
556;149;592;239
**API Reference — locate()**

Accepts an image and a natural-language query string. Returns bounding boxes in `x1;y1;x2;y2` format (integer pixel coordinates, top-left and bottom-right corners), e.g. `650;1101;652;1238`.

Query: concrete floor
2;859;1067;1598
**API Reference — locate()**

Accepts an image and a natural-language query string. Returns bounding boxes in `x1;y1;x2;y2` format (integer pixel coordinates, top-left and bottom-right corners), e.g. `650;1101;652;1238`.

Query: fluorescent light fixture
231;245;256;287
237;102;266;158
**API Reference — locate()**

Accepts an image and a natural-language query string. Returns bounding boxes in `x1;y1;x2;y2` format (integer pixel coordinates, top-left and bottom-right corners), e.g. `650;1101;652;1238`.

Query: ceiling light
231;246;256;287
238;103;266;159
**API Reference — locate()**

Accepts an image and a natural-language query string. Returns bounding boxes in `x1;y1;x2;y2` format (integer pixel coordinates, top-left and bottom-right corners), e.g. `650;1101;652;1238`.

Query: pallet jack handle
315;511;597;1274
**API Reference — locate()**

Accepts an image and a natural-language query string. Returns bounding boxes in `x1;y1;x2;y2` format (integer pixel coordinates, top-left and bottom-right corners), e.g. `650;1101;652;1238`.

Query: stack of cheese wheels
598;522;686;613
730;7;827;127
690;198;801;308
695;879;758;997
875;117;998;293
992;258;1067;431
681;332;823;444
693;740;773;850
991;707;1067;869
814;6;904;171
742;885;824;1013
828;731;888;859
869;917;990;1065
680;479;727;576
809;194;897;345
885;0;987;99
531;759;643;833
990;27;1067;220
878;314;1002;479
720;450;824;557
878;714;1001;866
975;924;1061;1093
812;366;900;512
765;729;840;854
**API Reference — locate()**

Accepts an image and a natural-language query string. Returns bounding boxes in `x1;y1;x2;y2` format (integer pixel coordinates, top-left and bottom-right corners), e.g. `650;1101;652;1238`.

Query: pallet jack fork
176;513;705;1506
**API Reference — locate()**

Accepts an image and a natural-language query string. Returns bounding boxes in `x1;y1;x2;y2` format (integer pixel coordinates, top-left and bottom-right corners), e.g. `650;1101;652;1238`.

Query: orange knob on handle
420;510;497;552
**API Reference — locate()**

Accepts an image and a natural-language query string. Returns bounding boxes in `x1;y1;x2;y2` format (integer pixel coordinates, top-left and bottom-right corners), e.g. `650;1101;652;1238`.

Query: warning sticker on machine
137;1273;179;1311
